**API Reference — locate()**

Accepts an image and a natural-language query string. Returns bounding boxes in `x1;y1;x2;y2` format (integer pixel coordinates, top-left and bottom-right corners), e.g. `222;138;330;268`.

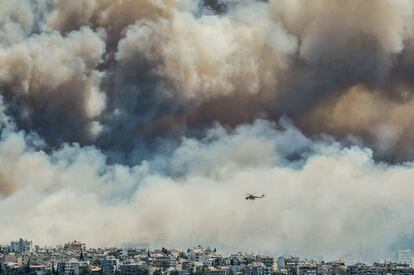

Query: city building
399;249;412;267
57;259;80;275
10;238;32;254
64;240;86;251
119;261;146;275
1;241;414;275
245;262;272;275
101;256;120;274
260;256;274;268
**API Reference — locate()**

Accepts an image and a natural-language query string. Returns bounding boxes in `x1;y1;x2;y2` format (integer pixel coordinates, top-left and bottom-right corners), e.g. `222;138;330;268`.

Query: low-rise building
101;257;119;274
245;263;272;275
120;260;146;275
64;240;86;251
57;259;80;275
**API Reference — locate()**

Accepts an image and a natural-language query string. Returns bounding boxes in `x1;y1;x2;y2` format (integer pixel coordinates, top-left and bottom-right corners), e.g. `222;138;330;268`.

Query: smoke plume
1;0;414;260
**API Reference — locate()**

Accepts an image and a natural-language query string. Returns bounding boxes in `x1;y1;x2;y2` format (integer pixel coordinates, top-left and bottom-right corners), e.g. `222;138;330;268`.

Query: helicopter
245;193;265;200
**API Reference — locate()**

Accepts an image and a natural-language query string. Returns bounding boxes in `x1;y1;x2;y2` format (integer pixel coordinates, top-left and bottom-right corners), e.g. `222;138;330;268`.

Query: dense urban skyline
1;238;414;274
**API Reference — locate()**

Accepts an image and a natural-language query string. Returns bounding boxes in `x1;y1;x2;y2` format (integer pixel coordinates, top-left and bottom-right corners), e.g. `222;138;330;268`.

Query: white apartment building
57;259;80;275
10;239;32;254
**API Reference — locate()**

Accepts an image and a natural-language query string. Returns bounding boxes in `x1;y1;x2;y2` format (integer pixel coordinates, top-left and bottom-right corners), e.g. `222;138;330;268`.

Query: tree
214;258;220;267
79;250;85;261
161;247;169;255
51;261;56;275
25;258;31;273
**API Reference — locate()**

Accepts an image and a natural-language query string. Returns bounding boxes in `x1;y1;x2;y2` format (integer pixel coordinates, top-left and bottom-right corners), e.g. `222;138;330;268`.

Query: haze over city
1;0;414;262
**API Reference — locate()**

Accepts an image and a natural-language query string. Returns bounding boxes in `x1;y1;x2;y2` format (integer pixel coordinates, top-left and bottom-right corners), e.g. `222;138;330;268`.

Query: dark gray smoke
2;0;414;161
1;0;414;260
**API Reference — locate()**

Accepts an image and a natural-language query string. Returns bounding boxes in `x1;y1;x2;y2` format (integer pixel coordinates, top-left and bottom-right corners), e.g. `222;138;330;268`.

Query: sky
1;0;414;261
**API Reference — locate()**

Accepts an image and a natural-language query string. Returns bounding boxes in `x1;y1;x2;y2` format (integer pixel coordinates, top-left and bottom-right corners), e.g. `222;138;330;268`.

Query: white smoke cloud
2;0;414;261
0;25;106;141
0;0;34;46
0;116;413;260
